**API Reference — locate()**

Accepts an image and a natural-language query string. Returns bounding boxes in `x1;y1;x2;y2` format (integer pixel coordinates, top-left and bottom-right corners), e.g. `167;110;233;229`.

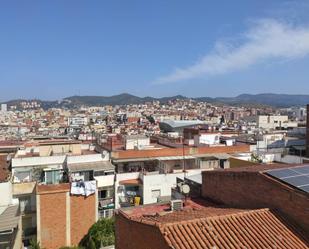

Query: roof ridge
158;208;270;228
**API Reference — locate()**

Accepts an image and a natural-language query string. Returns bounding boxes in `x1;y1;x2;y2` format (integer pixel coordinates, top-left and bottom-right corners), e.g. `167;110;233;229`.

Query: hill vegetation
2;93;309;108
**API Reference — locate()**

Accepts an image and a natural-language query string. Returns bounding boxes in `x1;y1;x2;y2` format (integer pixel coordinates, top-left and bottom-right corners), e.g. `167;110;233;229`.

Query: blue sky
1;0;309;101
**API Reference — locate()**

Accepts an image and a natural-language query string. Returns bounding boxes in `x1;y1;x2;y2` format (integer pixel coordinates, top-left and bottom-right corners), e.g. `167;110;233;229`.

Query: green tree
79;218;115;249
29;238;43;249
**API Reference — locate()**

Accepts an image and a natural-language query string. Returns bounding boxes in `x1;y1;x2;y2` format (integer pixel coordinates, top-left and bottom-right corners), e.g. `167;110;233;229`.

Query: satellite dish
101;150;108;159
181;184;190;195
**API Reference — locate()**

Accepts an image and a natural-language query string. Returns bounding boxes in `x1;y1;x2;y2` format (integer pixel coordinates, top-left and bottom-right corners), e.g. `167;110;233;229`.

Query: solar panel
266;165;309;194
295;167;309;174
299;185;309;192
267;169;299;179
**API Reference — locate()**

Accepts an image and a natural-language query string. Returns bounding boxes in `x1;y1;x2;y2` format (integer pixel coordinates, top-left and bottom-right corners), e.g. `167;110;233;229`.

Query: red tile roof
159;208;309;249
119;202;309;249
123;199;246;224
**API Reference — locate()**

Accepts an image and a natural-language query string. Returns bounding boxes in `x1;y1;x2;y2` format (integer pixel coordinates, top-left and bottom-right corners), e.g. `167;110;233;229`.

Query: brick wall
37;184;96;249
202;171;309;233
39;191;67;249
115;212;169;249
70;195;96;246
112;144;250;159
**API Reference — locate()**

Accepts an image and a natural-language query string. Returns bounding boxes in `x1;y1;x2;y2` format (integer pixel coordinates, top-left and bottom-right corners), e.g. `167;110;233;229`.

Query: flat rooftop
119;198;247;224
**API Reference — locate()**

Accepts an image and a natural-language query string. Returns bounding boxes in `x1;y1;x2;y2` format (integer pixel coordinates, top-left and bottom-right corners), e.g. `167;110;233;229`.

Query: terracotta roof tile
133;207;247;225
159;209;309;249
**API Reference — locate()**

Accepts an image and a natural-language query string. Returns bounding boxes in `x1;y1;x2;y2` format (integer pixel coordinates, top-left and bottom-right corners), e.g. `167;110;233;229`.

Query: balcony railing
99;209;114;219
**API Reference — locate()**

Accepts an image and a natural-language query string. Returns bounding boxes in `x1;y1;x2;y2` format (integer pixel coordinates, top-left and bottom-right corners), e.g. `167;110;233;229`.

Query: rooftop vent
170;200;183;211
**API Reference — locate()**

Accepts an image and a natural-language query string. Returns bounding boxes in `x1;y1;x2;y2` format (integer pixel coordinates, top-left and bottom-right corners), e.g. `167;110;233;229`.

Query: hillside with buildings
2;93;309;110
0;99;309;248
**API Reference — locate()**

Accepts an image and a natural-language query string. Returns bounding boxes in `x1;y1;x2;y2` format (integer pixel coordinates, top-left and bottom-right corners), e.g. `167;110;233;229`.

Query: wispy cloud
154;19;309;84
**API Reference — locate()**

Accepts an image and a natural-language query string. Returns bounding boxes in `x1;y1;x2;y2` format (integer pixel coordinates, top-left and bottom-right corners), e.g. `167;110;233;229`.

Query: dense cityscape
1;1;309;249
0;96;309;248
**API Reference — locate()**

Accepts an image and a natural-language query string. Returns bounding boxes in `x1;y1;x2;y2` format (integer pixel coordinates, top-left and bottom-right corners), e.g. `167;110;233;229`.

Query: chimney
307;104;309;157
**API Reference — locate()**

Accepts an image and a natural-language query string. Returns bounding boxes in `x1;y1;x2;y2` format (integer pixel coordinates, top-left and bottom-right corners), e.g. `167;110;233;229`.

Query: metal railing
99;209;114;219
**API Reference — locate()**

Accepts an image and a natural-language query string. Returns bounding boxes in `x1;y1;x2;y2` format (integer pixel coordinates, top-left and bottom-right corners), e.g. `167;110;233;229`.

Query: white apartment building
256;115;297;130
68;116;88;127
114;169;207;209
1;103;7;112
124;135;150;150
194;133;220;146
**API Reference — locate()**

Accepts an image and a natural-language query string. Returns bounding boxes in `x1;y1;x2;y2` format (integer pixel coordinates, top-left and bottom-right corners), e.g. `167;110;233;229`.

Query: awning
156;155;196;161
119;179;142;185
112;157;156;163
0;204;20;232
113;155;195;163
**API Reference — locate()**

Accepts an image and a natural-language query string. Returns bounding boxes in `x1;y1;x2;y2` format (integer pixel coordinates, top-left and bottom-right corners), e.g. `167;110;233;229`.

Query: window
125;186;139;194
76;170;93;181
99;189;108;199
174;164;182;169
45;170;60;184
99;186;114;199
105;170;114;175
94;171;105;176
151;189;161;199
94;170;114;176
15;171;31;182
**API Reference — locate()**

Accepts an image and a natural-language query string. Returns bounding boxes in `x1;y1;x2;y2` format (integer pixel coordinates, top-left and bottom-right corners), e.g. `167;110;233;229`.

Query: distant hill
1;93;309;109
194;93;309;108
214;93;309;107
63;93;188;107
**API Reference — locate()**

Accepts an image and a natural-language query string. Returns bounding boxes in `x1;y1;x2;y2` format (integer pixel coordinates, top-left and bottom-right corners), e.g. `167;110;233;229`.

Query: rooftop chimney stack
307;104;309;158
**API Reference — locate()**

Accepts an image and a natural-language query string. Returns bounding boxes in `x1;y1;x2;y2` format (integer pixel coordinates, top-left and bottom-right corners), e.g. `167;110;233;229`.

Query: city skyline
1;2;309;249
1;1;309;100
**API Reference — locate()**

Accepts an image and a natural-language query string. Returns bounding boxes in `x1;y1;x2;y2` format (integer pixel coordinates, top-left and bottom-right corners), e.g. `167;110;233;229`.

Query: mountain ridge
1;93;309;109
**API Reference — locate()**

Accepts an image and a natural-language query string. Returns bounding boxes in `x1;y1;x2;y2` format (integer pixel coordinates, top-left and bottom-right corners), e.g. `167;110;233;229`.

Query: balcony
98;209;114;219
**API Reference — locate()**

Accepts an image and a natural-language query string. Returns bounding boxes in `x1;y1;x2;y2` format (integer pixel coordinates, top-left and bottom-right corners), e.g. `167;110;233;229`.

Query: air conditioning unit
170;200;183;211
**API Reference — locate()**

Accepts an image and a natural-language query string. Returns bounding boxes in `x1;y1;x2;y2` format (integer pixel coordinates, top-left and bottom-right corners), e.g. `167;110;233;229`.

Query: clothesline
70;180;96;196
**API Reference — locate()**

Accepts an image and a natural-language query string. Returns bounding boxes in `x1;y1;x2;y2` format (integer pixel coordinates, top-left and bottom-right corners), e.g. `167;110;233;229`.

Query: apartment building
115;163;309;249
0;181;22;249
256;115;298;129
10;139;114;247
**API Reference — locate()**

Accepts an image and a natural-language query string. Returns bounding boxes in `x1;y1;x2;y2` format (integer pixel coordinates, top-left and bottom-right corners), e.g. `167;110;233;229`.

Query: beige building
257;115;297;130
0;181;22;249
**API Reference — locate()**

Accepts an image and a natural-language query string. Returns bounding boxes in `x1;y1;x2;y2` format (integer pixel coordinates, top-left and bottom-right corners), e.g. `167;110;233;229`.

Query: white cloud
154;19;309;84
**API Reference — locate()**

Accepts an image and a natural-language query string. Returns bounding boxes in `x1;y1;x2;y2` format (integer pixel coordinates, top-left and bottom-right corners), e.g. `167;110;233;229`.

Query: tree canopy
79;218;115;249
